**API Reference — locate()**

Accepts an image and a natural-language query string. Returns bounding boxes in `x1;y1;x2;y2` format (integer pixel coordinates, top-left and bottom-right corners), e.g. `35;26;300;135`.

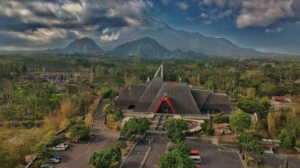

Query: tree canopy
168;141;191;155
89;147;121;168
230;109;252;134
158;150;196;168
165;119;188;142
120;117;150;139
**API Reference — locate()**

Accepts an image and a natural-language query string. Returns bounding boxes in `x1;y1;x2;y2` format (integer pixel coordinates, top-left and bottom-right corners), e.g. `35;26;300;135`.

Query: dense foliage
1;55;300;166
165;119;188;142
230;109;252;134
120;117;150;139
89;147;121;168
158;150;196;168
168;141;191;155
213;113;230;123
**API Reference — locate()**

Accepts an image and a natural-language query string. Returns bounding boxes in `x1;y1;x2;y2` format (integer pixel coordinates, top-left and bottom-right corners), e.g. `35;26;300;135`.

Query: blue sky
0;0;299;55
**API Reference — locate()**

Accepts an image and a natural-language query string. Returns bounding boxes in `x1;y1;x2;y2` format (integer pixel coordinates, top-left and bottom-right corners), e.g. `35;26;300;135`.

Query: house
272;94;292;103
115;64;233;115
259;140;275;154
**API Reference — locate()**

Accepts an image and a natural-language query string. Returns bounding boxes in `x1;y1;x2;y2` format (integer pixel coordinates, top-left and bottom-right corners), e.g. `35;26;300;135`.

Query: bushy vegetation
213;113;230;123
69;118;91;141
158;150;196;168
120;117;150;139
89;147;121;168
238;97;271;113
200;123;215;135
168;141;191;155
1;55;300;166
230;109;252;134
165;119;188;142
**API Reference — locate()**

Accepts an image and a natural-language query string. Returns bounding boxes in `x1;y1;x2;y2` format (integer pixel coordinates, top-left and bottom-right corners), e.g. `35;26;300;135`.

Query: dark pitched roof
115;89;134;109
130;84;148;102
191;89;211;109
147;83;201;114
201;93;233;114
139;77;163;103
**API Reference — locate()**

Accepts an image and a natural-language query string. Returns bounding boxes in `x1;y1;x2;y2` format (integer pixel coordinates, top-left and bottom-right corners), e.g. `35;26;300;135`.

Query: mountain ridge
100;18;286;57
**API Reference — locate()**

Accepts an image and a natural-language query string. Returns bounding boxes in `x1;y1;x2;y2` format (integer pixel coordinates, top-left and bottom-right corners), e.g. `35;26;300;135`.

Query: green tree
158;150;196;168
230;109;252;134
238;98;266;113
278;129;293;150
165;119;188;142
89;147;121;168
213;113;229;123
120;117;150;139
168;141;191;155
206;126;215;135
69;119;90;141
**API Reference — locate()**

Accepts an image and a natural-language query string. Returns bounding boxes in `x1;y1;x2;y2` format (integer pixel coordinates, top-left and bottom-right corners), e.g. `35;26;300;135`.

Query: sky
0;0;299;55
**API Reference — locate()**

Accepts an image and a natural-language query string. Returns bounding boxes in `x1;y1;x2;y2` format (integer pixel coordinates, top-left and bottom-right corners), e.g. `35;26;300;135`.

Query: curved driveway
56;99;118;168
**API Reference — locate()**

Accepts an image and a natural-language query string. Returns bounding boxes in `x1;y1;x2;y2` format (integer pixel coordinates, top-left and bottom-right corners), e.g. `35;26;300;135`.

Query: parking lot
50;99;118;168
186;139;244;168
258;154;300;168
121;134;169;168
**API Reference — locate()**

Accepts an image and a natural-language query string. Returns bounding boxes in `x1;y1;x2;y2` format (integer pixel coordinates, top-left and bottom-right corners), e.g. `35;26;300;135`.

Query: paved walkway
55;99;118;168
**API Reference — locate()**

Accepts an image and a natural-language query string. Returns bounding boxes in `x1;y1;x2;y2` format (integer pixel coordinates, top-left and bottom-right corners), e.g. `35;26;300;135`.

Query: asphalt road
258;155;300;168
144;134;169;168
121;134;169;168
186;139;244;168
55;99;118;168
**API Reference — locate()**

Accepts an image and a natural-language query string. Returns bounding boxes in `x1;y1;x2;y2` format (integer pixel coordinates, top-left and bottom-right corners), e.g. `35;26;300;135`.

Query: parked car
56;143;68;149
40;165;53;168
52;146;66;151
189;150;201;164
49;155;62;160
46;158;60;164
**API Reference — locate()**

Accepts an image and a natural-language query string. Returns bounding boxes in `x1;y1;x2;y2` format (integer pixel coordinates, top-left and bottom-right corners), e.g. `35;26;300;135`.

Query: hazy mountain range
101;18;280;57
0;18;293;57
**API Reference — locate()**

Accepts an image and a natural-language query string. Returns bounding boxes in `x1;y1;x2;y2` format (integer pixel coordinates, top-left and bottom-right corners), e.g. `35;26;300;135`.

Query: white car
56;143;68;149
46;158;60;164
52;146;66;151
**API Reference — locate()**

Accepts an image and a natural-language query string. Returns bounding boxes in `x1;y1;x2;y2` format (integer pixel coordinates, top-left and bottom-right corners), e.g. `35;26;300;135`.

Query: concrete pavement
55;99;118;168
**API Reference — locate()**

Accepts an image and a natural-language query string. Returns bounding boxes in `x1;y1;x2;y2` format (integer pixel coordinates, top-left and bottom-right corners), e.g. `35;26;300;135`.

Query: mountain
112;37;171;57
171;48;183;55
63;37;103;53
0;37;104;54
101;18;274;57
169;51;209;60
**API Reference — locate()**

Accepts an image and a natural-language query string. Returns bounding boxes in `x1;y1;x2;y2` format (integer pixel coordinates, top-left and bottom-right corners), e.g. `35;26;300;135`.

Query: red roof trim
155;97;176;114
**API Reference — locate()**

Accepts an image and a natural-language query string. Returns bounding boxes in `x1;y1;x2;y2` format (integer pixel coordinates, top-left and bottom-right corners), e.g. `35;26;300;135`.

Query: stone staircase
148;114;173;134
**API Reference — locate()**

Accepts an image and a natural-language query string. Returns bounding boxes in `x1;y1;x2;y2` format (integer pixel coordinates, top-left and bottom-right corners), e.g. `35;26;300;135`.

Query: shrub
200;123;208;132
206;126;215;135
213;114;229;124
120;118;150;140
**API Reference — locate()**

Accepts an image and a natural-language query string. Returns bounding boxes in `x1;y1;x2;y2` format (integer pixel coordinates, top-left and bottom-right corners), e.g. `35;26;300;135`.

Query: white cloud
296;21;300;25
200;0;295;28
236;0;294;28
200;13;208;18
178;2;189;10
63;3;84;13
266;27;284;33
1;28;67;43
100;29;120;42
